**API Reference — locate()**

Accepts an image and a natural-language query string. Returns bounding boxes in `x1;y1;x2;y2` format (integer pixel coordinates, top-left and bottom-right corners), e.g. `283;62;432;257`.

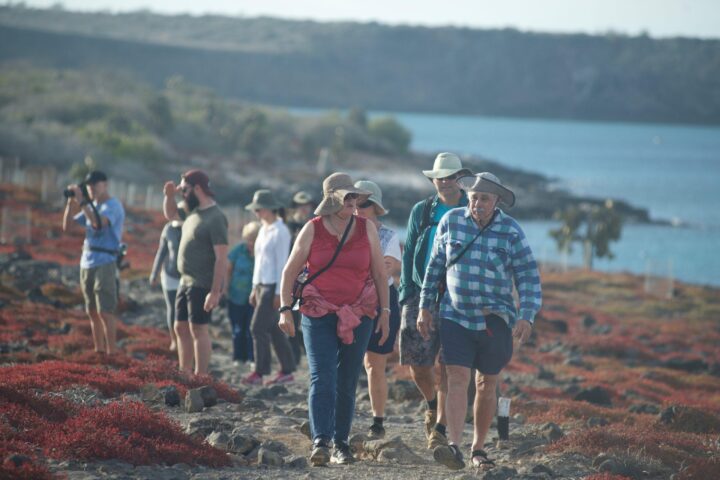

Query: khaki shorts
399;293;441;367
80;262;118;313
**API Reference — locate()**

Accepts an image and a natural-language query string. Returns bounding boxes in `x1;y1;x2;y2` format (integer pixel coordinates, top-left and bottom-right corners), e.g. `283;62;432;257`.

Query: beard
185;191;200;211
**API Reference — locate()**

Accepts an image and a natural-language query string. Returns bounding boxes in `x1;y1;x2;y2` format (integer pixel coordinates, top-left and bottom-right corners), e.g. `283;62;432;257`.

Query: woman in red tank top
278;173;390;466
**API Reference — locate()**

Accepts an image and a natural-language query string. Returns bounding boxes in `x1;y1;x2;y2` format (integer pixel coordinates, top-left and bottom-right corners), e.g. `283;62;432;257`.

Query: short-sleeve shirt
178;204;228;289
74;197;125;269
228;242;254;305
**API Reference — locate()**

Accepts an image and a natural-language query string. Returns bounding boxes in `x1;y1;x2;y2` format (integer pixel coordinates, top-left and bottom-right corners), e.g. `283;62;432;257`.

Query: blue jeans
227;301;254;362
302;313;373;445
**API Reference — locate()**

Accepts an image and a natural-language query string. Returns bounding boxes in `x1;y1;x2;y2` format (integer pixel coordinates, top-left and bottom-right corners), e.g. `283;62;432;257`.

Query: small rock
540;422;564;442
629;403;660;415
162;386;181;407
286;407;308;418
480;466;518;479
298;420;312;439
4;454;31;468
199;386;218;407
537;368;555;381
260;439;291;456
230;434;260;455
140;384;162;403
206;431;231;450
241;398;267;410
586;416;609;427
349;433;368;453
581;314;596;328
258;447;284;467
511;413;527;425
228;453;250;467
286;455;308;469
531;464;554;475
185;389;205;413
574;386;612;407
265;416;298;427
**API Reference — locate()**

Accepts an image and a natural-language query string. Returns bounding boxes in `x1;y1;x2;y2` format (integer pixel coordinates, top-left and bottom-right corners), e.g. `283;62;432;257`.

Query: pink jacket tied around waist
300;279;378;344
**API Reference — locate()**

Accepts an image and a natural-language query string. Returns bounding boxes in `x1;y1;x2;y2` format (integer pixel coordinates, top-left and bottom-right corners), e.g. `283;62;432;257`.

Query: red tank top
306;215;371;306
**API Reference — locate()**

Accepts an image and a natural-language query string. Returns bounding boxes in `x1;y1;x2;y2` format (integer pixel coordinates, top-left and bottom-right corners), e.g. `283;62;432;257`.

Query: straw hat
457;172;516;207
314;173;371;216
245;189;283;211
422;152;472;179
354;180;388;216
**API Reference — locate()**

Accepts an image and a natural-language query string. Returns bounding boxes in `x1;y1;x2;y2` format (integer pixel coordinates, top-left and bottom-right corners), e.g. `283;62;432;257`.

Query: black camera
63;183;89;200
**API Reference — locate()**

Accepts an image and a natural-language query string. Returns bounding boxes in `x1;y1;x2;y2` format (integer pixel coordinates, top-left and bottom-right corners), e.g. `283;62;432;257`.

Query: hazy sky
17;0;720;39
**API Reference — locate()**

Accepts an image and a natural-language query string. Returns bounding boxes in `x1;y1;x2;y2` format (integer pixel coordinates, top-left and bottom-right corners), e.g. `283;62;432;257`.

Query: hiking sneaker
424;409;437;439
367;423;386;439
241;372;263;386
331;442;355;465
433;443;465;470
264;372;294;385
310;439;331;467
428;428;449;450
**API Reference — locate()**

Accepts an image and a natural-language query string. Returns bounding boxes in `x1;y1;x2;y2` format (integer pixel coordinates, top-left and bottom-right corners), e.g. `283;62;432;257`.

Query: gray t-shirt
178;204;228;289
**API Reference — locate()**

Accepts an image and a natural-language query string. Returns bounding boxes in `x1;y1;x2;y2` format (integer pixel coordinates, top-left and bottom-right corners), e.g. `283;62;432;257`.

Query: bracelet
380;307;391;313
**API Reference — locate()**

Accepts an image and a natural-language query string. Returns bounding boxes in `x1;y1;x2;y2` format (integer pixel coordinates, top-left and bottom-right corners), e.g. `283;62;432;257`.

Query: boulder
230;434;260;455
574;386;612;407
206;431;231;450
540;422;564;442
162;386;181;407
258;447;284;467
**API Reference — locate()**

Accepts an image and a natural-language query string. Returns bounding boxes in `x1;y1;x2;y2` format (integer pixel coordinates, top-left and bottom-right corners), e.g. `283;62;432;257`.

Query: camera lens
63;188;75;198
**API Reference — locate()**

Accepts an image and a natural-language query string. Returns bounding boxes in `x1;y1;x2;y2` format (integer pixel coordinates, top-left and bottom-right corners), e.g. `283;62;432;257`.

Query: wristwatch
278;305;293;313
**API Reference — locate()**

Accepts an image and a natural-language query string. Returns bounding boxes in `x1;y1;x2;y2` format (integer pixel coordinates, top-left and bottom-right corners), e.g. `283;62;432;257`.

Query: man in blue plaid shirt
417;172;542;470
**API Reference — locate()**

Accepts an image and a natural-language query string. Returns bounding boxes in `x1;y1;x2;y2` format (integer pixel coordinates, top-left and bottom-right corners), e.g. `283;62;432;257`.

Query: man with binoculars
62;170;125;355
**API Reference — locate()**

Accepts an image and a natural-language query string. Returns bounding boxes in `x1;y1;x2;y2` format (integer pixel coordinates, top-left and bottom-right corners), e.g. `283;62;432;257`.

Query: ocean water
291;108;720;286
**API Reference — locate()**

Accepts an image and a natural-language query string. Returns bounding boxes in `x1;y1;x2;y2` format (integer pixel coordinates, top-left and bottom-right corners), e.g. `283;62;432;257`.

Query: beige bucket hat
354;180;389;216
422;152;472;179
457;172;516;207
245;189;283;211
315;173;371;216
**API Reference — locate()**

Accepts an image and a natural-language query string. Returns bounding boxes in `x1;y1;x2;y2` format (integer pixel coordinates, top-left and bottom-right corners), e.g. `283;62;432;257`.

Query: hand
273;294;281;311
513;319;533;345
149;276;157;287
278;311;295;337
204;291;221;312
249;289;257;307
416;308;433;341
163;181;176;197
66;184;82;203
376;310;390;346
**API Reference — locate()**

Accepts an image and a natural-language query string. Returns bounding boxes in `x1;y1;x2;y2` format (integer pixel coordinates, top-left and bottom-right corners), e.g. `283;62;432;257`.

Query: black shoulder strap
418;195;435;232
303;215;355;286
446;210;498;269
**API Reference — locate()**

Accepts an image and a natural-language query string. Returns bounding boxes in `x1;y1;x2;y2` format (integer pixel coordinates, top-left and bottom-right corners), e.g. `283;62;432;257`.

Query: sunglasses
438;173;460;181
358;200;374;209
180;184;194;194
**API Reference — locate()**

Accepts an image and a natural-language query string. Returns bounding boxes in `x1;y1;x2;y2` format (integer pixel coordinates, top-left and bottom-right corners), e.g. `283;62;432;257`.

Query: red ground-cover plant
44;401;230;467
584;475;633;480
550;423;718;472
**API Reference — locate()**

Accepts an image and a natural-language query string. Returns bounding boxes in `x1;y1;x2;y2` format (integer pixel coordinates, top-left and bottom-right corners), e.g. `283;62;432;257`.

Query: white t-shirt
253;218;291;294
379;224;401;286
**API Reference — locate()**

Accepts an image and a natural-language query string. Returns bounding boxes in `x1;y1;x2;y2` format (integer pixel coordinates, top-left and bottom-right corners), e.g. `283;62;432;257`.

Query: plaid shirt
419;207;542;331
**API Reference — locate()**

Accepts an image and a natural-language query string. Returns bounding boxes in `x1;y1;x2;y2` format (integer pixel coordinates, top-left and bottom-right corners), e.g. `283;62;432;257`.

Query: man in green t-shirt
163;169;228;375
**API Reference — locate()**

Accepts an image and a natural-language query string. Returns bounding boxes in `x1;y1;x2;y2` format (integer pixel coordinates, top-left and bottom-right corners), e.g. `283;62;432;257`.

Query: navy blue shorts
176;284;212;325
440;314;513;375
366;285;401;355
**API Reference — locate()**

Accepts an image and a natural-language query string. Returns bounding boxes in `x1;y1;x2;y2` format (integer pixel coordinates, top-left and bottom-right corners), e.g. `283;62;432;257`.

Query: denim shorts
440;314;513;375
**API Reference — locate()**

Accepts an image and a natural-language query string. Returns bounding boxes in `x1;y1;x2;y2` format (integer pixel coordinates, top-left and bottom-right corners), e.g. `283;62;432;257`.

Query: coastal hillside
1;184;719;479
2;6;720;124
0;65;651;225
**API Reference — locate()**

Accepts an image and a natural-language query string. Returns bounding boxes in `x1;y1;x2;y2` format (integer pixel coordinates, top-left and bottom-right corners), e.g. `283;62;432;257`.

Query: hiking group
62;152;542;470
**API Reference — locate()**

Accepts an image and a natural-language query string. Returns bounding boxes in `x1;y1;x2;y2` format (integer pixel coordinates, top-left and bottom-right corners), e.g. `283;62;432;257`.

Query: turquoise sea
293;108;720;286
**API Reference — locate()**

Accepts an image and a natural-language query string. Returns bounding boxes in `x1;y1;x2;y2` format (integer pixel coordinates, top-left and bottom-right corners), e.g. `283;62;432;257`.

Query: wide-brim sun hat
354;180;389;216
457;172;516;207
422;152;472;179
292;190;314;206
245;189;283;211
314;172;372;216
